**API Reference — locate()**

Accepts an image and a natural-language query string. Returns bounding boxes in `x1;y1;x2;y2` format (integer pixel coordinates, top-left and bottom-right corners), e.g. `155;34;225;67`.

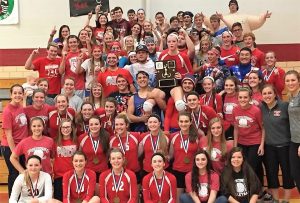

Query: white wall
0;0;299;48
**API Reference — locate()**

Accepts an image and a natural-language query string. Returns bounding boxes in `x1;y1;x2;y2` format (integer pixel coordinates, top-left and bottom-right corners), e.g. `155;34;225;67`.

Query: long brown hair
206;117;227;158
56;118;77;146
24;155;42;189
178;111;198;142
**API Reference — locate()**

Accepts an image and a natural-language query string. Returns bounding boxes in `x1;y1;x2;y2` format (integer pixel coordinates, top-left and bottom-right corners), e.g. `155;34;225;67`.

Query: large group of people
1;0;300;203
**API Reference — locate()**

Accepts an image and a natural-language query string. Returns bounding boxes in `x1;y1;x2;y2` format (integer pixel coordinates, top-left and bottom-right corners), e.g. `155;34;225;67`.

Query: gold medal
184;156;190;164
113;196;120;203
76;198;82;203
158;201;162;203
93;157;99;164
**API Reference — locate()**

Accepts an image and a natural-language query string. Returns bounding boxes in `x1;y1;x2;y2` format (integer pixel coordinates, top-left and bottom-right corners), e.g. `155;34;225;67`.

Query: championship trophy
155;60;177;88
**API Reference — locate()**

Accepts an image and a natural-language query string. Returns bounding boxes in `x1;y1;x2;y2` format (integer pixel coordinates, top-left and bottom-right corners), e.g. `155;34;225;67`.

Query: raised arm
24;48;40;70
48;26;57;45
248;11;272;31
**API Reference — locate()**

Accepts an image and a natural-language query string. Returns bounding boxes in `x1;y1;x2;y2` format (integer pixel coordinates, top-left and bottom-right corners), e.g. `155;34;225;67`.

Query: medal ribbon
204;93;212;106
263;67;276;81
191;108;202;129
117;133;129;154
112;170;124;193
74;170;86;194
83;123;89;133
57;111;68;125
150;133;160;153
179;131;189;154
29;175;39;198
153;171;165;198
89;133;100;155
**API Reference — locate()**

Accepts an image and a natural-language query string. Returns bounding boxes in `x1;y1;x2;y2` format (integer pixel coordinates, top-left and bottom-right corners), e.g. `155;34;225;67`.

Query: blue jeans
180;193;194;203
53;177;63;201
0;146;25;197
216;196;228;203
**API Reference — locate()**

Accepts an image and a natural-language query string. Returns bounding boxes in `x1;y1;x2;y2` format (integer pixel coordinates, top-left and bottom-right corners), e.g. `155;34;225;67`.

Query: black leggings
289;142;300;192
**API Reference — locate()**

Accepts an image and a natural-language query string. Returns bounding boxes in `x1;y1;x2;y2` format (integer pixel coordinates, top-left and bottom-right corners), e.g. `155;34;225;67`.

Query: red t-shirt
33;57;62;94
220;46;239;67
99;169;138;203
78;133;108;173
199;136;233;175
109;132;140;172
14;136;54;174
159;50;193;76
170;132;199;172
2;103;28;146
24;105;51;135
251;91;262;106
185;171;219;203
97;68;133;97
261;67;285;98
94;108;114;136
223;94;239;125
65;51;86;90
191;105;218;134
53;139;78;178
251;48;265;68
139;133;170;172
63;169;96;203
199;93;223;115
233;104;263;145
48;107;75;139
142;171;177;203
164;97;179;131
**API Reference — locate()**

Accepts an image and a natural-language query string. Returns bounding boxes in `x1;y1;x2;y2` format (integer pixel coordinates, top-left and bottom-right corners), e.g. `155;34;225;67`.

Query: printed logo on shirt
27;147;50;160
56;145;77;157
236;116;253;128
224;103;237;114
45;64;59;78
273;110;281;117
235;178;248;197
15;113;27;127
106;76;117;86
69;57;77;73
112;181;124;191
211;148;221;161
198;183;209;197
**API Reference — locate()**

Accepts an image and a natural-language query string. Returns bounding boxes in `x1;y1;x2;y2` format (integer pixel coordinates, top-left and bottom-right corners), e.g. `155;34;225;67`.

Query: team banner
69;0;110;17
0;0;19;24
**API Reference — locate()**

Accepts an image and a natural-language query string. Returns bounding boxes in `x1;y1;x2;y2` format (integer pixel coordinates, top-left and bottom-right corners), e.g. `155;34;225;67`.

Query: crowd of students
1;0;300;203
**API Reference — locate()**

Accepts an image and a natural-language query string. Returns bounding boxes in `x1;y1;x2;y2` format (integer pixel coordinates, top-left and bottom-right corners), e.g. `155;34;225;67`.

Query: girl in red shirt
86;81;105;109
62;151;100;203
99;148;138;203
48;94;75;139
247;70;263;106
169;111;200;202
199;117;233;175
75;101;95;136
110;114;140;176
142;152;177;203
199;76;223;117
95;97;118;136
53;118;78;201
233;87;265;183
221;76;239;140
78;115;110;180
180;149;219;203
2;84;28;196
139;115;170;176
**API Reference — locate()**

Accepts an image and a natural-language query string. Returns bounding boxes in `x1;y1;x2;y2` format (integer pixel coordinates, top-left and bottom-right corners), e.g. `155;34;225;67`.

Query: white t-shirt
9;171;52;203
81;58;102;89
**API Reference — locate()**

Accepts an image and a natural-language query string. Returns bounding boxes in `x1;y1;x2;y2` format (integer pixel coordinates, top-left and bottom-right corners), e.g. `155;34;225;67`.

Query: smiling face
231;151;243;171
38;81;48;93
106;53;118;67
92;47;102;59
239;50;251;65
60;121;72;137
68;37;79;52
182;80;194;93
115;118;127;135
125;36;134;47
32;92;45;107
81;104;94;120
26;157;42;176
248;72;261;89
89;117;101;135
61;27;70;39
186;94;199;110
105;101;116;116
265;52;276;68
110;151;125;170
224;79;236;95
202;78;214;93
116;77;129;91
30;119;44;137
222;32;233;46
151;155;165;172
238;90;251;108
47;45;58;60
178;115;192;133
55;95;68;111
262;86;276;106
195;153;208;170
285;73;300;93
147;116;161;132
143;22;152;33
137;73;149;88
243;36;254;49
131;24;141;35
91;84;102;98
63;78;75;94
207;50;218;63
72;154;87;172
10;86;24;104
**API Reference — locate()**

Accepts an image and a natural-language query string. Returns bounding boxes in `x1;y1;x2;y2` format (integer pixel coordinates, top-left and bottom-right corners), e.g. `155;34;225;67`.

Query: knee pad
143;101;154;112
175;100;186;112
